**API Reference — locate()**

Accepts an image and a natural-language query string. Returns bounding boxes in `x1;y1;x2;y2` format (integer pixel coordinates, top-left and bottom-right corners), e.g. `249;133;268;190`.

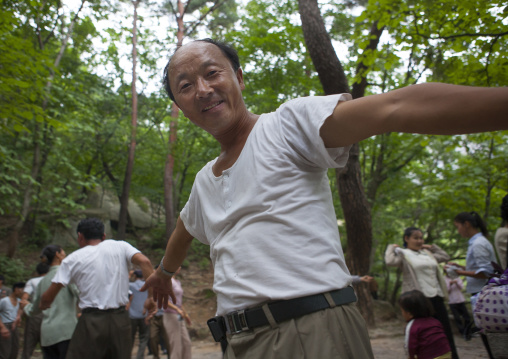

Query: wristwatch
159;257;176;277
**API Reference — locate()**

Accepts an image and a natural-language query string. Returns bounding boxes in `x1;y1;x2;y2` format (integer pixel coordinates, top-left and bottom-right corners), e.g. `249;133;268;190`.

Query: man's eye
180;83;190;91
208;70;217;76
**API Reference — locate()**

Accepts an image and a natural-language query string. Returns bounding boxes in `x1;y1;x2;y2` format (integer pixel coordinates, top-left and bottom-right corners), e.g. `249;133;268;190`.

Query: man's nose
196;78;212;98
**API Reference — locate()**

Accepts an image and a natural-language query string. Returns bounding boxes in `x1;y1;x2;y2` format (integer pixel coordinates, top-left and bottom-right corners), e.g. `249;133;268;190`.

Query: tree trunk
163;0;185;239
336;144;374;320
6;1;85;257
298;0;378;327
118;0;140;240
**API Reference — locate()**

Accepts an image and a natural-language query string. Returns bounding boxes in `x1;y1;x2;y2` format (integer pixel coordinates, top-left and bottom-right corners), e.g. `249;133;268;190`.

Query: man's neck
212;112;259;176
9;293;18;305
215;111;259;150
82;239;103;247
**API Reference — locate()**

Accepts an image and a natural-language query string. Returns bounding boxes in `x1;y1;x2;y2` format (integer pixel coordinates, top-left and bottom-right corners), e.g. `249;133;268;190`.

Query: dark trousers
21;313;42;359
449;302;471;335
429;296;459;359
0;323;18;359
131;318;149;359
65;307;131;359
42;340;70;359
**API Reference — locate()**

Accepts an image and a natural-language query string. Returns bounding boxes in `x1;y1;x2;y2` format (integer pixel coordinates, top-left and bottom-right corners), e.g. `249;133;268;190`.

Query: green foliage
225;0;322;113
0;255;30;284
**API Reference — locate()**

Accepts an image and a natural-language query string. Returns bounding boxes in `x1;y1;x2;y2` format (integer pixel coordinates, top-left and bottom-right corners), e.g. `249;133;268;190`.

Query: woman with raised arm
386;227;458;359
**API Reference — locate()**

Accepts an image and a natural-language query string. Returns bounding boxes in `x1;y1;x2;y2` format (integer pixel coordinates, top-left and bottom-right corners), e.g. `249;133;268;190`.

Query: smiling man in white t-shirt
142;39;508;359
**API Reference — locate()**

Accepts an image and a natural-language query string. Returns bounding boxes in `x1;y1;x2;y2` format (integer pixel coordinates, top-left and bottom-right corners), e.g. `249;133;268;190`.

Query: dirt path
187;320;491;359
24;321;490;358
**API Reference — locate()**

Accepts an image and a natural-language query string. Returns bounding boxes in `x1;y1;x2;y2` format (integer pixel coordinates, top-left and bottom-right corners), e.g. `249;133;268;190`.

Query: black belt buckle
207;316;227;342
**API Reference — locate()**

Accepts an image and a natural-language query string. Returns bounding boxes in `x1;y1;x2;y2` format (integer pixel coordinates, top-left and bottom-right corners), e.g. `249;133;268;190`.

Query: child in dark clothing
399;290;452;359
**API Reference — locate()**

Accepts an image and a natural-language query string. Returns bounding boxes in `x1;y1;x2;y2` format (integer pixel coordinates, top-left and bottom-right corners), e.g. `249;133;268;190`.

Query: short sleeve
23;279;36;295
278;94;352;169
122;241;141;261
52;260;72;286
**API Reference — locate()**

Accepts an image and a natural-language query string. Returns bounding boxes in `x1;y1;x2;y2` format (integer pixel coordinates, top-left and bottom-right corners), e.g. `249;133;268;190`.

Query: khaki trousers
149;315;169;359
224;302;374;359
162;312;191;359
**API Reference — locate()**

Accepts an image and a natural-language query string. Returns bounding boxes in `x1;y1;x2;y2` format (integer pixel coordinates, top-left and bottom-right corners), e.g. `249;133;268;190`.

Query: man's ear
236;67;245;91
101;233;106;241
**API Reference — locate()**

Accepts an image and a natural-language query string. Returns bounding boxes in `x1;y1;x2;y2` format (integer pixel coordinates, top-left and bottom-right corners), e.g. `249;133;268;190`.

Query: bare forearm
386;84;508;135
456;269;488;279
161;217;194;273
323;83;508;147
40;283;64;310
132;253;154;281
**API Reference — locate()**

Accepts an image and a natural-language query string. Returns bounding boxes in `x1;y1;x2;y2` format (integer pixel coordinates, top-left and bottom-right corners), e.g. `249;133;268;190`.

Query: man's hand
143;297;157;321
19;299;29;310
140;270;176;309
0;326;10;339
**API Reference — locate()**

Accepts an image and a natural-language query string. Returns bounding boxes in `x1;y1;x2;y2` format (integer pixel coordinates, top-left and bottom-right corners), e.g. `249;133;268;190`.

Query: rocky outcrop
51;188;163;245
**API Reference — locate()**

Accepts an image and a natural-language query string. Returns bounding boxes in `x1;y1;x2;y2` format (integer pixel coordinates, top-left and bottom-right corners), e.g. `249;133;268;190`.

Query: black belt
82;306;126;314
207;286;356;343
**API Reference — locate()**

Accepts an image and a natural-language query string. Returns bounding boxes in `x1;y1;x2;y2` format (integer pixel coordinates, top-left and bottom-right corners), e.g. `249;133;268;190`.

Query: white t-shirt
24;277;43;298
52;240;140;309
181;95;353;315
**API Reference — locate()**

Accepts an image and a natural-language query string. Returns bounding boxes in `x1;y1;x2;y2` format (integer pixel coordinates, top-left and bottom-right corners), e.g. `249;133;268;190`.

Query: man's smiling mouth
202;101;224;112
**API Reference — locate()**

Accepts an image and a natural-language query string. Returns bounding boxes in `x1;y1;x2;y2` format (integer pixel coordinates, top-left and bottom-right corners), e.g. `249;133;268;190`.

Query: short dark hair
162;38;241;102
77;218;105;240
36;262;50;275
40;244;63;265
454;211;488;237
398;290;434;318
402;227;422;248
12;282;25;291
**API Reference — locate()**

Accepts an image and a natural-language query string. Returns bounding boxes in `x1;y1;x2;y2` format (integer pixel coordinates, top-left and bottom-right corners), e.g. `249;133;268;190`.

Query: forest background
1;0;507;327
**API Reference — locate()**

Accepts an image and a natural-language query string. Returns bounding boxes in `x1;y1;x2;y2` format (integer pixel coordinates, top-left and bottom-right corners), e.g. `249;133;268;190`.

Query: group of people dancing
385;194;508;359
0;217;192;359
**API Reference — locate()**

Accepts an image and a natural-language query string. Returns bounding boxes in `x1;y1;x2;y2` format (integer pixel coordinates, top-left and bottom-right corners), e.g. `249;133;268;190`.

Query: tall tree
298;0;383;326
117;0;140;240
161;0;238;238
2;0;89;257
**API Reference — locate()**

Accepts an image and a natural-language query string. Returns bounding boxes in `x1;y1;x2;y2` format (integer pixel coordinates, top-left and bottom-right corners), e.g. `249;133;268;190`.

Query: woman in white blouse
385;227;459;359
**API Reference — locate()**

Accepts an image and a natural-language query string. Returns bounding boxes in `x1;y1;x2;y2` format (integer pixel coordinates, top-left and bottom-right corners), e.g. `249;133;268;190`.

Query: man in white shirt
142;39;508;358
40;217;155;359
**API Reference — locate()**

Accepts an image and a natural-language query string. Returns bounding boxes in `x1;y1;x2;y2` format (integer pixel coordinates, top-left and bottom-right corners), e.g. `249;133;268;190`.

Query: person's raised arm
320;83;508;148
140;216;194;309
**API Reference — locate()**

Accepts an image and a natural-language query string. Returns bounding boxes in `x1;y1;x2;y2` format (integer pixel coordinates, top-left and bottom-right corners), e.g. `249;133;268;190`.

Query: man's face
14;287;24;298
168;42;246;137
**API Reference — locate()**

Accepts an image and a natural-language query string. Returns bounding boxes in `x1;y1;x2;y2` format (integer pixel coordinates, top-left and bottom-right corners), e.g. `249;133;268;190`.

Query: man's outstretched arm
140;216;194;309
320;83;508;148
40;283;64;310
